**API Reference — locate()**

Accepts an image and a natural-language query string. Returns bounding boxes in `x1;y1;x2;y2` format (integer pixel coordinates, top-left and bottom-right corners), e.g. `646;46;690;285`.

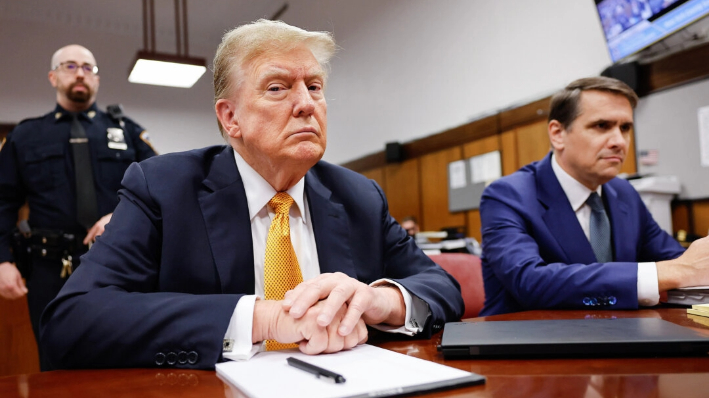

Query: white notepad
216;344;484;398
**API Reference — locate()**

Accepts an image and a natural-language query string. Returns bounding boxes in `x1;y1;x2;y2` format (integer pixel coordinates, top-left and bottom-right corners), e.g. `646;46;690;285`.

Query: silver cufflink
223;339;234;352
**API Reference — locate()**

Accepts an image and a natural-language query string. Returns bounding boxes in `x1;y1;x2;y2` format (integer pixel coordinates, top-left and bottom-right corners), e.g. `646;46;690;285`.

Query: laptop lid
439;318;709;359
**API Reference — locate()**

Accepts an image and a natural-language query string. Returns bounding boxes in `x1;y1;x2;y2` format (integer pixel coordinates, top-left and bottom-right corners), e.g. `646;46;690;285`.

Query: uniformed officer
0;44;157;368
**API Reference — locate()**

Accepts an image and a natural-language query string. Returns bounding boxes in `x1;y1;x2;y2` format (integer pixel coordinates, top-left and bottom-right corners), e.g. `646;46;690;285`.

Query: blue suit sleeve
40;162;240;370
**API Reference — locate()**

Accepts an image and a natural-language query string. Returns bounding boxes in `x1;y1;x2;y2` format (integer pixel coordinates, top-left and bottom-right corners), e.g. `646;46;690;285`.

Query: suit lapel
603;183;631;261
198;146;255;294
537;154;597;264
305;168;357;277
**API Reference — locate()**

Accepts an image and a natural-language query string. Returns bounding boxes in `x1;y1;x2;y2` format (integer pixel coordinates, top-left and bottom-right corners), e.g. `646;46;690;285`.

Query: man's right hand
252;299;368;355
0;262;28;299
657;235;709;291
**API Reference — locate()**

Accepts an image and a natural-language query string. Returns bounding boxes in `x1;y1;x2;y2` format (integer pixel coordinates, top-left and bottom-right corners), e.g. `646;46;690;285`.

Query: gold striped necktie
264;192;303;350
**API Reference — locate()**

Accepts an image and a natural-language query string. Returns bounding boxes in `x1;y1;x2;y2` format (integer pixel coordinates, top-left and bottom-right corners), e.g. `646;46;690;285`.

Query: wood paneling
638;41;709;95
499;130;518;175
499;97;550;131
462;135;500;159
384;159;421;224
341;152;387;174
515;120;550;167
672;201;691;235
406;116;498;159
692;200;709;237
621;130;638;175
462;135;501;241
0;296;39;376
420;147;465;232
466;210;482;242
360;168;386;196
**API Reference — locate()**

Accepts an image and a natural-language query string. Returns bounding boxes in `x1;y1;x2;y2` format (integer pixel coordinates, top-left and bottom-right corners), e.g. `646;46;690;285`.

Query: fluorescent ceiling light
128;52;206;88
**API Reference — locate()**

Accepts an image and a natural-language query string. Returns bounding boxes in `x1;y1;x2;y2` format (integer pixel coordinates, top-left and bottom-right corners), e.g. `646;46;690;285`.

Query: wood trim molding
499;97;550;132
637;41;709;96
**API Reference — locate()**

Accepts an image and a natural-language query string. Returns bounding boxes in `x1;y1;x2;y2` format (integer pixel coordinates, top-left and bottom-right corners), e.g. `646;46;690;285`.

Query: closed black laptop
439;318;709;359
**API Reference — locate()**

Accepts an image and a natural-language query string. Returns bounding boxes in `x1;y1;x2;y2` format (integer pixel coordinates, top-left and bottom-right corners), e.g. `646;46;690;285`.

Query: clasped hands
252;272;406;354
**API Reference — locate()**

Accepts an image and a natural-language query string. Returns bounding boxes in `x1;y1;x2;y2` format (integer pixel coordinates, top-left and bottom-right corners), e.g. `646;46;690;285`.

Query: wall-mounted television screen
596;0;709;63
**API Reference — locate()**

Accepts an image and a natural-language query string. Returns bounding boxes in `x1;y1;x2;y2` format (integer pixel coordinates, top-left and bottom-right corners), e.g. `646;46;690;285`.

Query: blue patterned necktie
586;192;612;263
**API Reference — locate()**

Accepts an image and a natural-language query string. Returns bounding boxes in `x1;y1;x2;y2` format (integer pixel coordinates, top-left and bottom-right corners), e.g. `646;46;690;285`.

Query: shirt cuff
222;295;261;361
369;279;429;336
637;262;660;307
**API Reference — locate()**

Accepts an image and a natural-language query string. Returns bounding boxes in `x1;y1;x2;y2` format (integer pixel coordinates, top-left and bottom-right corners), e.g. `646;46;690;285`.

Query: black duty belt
11;228;86;279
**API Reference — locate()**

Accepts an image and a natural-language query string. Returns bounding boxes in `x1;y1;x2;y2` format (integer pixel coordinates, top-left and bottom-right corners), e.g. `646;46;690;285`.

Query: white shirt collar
233;149;307;223
551;153;602;212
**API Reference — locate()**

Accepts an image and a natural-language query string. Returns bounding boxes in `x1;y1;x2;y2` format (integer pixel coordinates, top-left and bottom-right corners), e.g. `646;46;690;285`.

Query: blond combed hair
213;19;336;137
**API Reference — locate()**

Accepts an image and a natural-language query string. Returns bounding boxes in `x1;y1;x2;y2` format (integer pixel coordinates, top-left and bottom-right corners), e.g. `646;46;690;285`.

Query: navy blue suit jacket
40;146;463;369
479;153;684;316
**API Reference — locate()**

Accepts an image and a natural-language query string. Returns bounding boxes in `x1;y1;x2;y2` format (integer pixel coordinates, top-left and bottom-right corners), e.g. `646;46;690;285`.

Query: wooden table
1;308;708;397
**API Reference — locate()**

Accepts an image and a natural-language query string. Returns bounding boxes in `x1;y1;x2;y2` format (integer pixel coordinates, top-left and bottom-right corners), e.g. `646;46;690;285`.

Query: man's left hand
84;213;112;245
282;272;406;337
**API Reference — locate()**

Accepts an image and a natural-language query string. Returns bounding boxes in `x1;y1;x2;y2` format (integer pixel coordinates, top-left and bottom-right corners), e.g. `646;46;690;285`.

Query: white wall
0;0;612;163
285;0;612;163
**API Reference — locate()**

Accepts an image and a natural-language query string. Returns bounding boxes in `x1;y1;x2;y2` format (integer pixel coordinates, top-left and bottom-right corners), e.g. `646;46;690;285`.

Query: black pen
286;357;346;383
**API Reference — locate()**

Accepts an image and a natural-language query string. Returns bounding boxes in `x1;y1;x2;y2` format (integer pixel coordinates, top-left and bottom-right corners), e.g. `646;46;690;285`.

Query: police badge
107;127;128;150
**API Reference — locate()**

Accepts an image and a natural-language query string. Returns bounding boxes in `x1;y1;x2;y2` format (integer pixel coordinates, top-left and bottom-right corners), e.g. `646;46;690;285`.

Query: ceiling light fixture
128;0;206;88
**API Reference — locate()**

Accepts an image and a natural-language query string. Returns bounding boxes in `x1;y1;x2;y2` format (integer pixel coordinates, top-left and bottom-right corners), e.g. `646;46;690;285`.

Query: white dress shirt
551;154;659;307
223;151;426;361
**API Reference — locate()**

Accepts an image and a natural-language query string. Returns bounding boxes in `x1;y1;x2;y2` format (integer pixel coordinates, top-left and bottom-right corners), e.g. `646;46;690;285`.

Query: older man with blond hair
41;20;463;370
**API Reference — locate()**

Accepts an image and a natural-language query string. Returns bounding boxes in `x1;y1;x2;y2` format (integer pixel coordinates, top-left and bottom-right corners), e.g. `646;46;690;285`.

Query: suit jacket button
178;351;188;365
166;352;178;365
187;351;199;365
154;352;166;366
583;297;591;305
608;296;617;305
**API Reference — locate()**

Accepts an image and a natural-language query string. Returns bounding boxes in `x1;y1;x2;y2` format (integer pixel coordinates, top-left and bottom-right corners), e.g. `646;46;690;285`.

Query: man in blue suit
480;76;709;316
40;20;463;369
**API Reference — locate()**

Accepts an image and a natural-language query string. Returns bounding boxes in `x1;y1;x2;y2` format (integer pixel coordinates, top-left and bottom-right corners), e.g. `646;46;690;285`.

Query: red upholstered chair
428;253;485;319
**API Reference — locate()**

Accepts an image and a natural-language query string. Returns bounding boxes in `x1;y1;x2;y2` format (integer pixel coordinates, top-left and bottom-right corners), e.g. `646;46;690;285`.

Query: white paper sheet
216;344;482;398
469;151;501;184
448;160;467;189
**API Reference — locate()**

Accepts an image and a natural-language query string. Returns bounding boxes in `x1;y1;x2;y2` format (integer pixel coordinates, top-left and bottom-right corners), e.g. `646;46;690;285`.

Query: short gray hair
548;76;638;129
213;19;336;136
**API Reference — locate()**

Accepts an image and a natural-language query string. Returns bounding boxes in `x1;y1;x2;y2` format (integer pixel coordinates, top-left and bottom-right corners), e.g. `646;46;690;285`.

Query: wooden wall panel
515;120;551;167
384;159;421;224
462;135;500;159
621;131;638;175
420;147;465;232
360;168;386;197
466;210;482;242
672;201;690;235
692;200;709;237
462;135;501;240
500;130;518;175
0;297;39;376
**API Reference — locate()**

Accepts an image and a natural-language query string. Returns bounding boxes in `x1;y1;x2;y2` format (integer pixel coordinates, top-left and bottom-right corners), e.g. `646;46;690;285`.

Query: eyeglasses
52;62;99;75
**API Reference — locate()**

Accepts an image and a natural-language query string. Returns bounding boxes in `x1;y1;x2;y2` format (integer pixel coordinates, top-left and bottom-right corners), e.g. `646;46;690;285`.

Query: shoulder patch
140;131;158;154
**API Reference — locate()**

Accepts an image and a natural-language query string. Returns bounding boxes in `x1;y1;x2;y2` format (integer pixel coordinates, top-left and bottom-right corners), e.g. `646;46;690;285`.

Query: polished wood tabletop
1;308;708;398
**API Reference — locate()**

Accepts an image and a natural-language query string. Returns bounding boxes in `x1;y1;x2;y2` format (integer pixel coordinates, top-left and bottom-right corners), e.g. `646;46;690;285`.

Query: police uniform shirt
0;103;157;264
